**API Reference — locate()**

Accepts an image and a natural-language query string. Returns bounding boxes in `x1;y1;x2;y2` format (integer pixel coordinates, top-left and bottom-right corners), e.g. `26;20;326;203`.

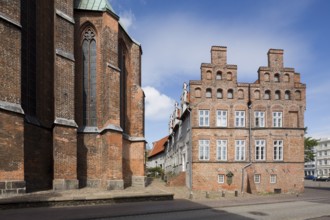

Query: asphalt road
1;187;330;220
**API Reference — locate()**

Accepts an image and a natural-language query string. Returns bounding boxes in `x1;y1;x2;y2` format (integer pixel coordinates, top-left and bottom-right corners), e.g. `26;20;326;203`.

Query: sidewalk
0;178;329;210
0;179;173;209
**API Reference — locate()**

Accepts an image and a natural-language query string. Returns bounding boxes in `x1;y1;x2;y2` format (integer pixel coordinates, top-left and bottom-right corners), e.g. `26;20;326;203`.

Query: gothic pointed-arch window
82;27;97;126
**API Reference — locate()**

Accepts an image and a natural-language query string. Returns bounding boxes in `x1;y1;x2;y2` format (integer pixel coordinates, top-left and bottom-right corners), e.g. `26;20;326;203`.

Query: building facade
165;46;306;194
315;138;330;177
0;0;145;195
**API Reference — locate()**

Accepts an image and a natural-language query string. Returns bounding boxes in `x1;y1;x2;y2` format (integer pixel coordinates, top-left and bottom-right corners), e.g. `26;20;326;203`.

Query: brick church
0;0;146;194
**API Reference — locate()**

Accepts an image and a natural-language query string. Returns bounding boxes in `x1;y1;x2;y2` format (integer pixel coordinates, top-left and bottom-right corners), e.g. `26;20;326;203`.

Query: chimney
211;46;227;65
267;49;284;69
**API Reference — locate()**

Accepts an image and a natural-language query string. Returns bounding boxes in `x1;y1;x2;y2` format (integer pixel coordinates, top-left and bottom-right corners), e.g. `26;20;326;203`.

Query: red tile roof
148;135;168;158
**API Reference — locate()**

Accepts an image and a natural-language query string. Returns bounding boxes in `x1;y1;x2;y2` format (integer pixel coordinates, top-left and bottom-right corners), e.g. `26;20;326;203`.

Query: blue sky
109;0;330;147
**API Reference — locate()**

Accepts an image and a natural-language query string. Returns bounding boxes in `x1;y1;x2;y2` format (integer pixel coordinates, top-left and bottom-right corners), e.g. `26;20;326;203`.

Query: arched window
206;70;212;80
264;73;270;82
82;27;97;126
217;89;223;99
216;71;222;80
206;88;212;98
228;89;233;99
285;90;291;100
195;88;201;98
227;72;232;81
238;89;244;99
254;90;260;100
274;73;280;82
264;90;271;100
275;90;281;100
295;90;301;100
284;74;290;82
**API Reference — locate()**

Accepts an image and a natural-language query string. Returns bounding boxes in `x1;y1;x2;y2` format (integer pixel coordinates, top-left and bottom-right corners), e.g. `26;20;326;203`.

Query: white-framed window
274;140;283;161
199;140;210;160
235;111;245;127
273;112;282;127
218;174;225;183
255;111;265;127
216;110;227;127
254;174;261;183
199;110;209;126
235;140;245;161
216;140;227;161
255;140;266;160
270;174;277;184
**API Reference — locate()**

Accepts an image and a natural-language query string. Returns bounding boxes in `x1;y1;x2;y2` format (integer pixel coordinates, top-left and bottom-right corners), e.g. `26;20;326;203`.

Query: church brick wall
0;1;146;194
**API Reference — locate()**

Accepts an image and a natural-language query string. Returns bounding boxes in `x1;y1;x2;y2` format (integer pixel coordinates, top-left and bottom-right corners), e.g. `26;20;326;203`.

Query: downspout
187;107;193;190
241;84;253;193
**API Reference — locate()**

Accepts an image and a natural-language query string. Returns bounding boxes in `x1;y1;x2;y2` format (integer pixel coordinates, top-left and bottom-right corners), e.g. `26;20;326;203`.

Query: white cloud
119;10;135;31
143;86;175;121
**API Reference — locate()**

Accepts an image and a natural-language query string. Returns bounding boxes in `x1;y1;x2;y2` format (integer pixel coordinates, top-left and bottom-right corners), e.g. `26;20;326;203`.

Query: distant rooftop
148;136;169;158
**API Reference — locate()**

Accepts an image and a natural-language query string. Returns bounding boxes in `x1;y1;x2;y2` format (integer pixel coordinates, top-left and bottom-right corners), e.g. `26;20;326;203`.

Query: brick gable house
0;0;146;195
165;46;306;194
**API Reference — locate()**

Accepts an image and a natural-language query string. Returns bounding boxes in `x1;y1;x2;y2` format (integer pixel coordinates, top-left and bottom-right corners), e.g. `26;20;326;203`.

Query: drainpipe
241;84;253;193
187;107;193;190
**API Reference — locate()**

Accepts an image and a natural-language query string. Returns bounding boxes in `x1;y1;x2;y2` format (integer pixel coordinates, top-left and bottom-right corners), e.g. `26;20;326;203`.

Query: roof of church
74;0;115;14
